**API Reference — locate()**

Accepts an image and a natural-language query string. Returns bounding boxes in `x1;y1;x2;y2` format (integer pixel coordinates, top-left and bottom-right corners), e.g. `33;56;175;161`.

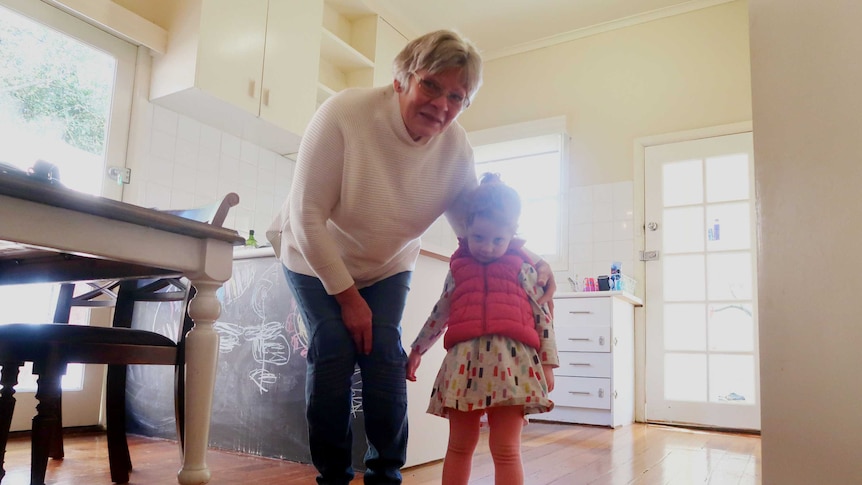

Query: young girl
406;173;559;485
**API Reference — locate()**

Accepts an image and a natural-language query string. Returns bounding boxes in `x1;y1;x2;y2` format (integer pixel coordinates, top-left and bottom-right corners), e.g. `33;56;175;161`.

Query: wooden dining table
0;171;245;484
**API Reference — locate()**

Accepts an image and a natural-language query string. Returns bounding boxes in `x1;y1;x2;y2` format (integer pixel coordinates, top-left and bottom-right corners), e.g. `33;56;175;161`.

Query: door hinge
107;166;131;185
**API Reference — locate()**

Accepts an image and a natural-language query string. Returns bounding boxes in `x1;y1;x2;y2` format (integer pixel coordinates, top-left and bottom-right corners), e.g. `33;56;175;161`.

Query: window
469;117;569;270
0;0;135;198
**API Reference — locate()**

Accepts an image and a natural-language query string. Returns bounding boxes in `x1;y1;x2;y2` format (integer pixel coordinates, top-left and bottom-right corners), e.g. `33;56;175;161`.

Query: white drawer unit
535;292;641;428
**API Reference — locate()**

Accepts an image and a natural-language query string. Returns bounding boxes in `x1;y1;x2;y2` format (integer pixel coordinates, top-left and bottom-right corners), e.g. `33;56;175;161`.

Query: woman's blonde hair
393;29;483;103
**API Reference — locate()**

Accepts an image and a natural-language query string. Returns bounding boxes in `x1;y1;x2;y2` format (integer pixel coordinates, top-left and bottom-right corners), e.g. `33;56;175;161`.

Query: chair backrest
53;280;119;323
161;192;239;228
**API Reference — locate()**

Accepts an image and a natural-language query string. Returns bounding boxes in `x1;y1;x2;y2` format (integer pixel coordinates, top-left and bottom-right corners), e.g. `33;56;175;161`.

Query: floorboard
0;422;760;484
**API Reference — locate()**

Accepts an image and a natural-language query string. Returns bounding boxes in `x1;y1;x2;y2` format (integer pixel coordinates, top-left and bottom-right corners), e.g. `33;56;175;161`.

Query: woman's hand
542;365;555;393
406;350;422;381
535;259;557;307
334;285;373;354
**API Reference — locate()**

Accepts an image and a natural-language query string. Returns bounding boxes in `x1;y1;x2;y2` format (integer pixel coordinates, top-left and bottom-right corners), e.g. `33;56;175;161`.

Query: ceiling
362;0;735;59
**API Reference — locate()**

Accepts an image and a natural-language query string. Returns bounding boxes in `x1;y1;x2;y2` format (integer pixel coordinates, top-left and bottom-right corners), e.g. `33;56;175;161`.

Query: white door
644;132;760;431
0;0;135;431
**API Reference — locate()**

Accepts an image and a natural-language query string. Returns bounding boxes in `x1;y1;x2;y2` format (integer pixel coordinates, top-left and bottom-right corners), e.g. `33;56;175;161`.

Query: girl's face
394;68;468;142
466;216;515;263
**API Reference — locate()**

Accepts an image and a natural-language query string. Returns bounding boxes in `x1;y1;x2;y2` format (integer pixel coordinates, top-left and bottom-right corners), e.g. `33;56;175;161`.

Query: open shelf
320;28;373;70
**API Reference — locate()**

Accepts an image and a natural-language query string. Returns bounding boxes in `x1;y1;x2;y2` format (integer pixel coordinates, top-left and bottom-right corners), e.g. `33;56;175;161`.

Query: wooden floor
1;421;760;484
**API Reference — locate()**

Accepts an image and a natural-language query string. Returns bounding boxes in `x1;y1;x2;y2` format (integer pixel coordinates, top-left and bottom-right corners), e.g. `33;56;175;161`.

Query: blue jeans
285;269;411;485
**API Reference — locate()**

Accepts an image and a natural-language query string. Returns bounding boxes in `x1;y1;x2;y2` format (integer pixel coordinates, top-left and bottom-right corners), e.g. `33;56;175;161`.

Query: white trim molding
484;0;737;60
41;0;167;54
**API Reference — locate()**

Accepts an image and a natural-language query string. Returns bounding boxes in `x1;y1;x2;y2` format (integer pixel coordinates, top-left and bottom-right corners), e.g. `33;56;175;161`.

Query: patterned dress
410;263;559;417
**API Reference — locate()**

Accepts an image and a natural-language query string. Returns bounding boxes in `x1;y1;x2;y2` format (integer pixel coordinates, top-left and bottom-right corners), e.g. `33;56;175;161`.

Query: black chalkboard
125;256;368;470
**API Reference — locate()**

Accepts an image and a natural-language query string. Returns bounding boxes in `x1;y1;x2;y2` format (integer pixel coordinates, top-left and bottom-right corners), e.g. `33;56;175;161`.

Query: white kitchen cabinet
370;18;408;88
149;0;323;156
149;0;405;154
261;0;324;138
534;292;642;428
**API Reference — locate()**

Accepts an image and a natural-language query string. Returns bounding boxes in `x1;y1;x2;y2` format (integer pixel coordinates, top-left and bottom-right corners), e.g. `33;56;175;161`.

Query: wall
749;1;862;483
122;48;294;240
458;0;752;287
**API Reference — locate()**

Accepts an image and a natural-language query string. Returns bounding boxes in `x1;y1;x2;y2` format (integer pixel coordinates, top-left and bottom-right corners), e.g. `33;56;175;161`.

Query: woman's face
394;68;469;142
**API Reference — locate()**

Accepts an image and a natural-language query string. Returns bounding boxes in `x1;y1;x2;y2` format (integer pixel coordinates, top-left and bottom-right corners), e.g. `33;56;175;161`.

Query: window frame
468;116;570;271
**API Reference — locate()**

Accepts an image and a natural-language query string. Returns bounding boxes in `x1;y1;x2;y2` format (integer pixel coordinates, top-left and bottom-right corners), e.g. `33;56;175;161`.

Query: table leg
176;280;222;485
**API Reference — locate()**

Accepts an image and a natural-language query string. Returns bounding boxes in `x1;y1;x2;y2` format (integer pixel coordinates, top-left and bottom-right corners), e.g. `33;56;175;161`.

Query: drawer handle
568;363;591;366
568;310;592;314
570;389;606;397
568;337;591;341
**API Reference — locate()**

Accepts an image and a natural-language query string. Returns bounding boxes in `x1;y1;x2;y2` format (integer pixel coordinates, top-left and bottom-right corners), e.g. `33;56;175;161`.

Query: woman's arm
520;247;558;305
520;263;560;369
288;99;354;295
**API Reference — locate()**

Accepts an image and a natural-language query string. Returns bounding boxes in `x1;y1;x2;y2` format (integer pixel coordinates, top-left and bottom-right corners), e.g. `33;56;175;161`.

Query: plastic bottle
611;262;621;290
246;229;259;248
713;218;720;241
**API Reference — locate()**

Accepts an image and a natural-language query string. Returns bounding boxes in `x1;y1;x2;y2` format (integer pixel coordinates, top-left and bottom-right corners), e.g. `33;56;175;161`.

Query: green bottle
246;229;259;248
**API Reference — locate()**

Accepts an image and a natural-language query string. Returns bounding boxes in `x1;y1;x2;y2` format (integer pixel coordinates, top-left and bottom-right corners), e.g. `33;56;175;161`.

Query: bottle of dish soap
246;229;259;248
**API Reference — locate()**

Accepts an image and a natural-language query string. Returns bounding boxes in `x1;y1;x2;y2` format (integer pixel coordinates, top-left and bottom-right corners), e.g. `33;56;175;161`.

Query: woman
267;29;556;485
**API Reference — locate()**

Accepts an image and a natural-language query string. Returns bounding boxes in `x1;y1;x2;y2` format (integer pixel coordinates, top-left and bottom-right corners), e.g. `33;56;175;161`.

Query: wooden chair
0;193;238;485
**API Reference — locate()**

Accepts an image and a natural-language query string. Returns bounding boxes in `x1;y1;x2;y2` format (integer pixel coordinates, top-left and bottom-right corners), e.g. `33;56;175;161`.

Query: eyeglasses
412;73;471;110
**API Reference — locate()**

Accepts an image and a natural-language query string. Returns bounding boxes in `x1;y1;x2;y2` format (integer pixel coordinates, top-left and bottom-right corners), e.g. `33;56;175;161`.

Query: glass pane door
0;0;136;431
644;132;760;431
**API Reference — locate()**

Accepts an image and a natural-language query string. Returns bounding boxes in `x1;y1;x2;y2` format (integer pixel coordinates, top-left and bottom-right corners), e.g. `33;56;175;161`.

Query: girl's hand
542;365;555;393
406;350;422;381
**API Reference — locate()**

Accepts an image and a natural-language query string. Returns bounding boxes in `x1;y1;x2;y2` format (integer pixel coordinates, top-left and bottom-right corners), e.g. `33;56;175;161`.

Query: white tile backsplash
177;116;201;144
129;104;295;240
567;181;636;287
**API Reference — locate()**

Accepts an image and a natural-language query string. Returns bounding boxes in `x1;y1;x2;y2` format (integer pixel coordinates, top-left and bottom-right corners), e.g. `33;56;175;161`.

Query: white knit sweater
267;85;477;295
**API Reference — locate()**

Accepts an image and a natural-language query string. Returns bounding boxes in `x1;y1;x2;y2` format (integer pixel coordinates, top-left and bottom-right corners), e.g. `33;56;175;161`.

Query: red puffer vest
443;238;540;350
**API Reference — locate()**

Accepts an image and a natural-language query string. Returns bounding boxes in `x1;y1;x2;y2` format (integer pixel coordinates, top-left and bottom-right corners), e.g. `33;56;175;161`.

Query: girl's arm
406;271;455;381
409;271;455;355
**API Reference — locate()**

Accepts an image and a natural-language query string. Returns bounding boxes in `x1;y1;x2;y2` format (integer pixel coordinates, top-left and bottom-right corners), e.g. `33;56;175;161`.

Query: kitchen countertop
232;245;452;262
554;291;643;306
